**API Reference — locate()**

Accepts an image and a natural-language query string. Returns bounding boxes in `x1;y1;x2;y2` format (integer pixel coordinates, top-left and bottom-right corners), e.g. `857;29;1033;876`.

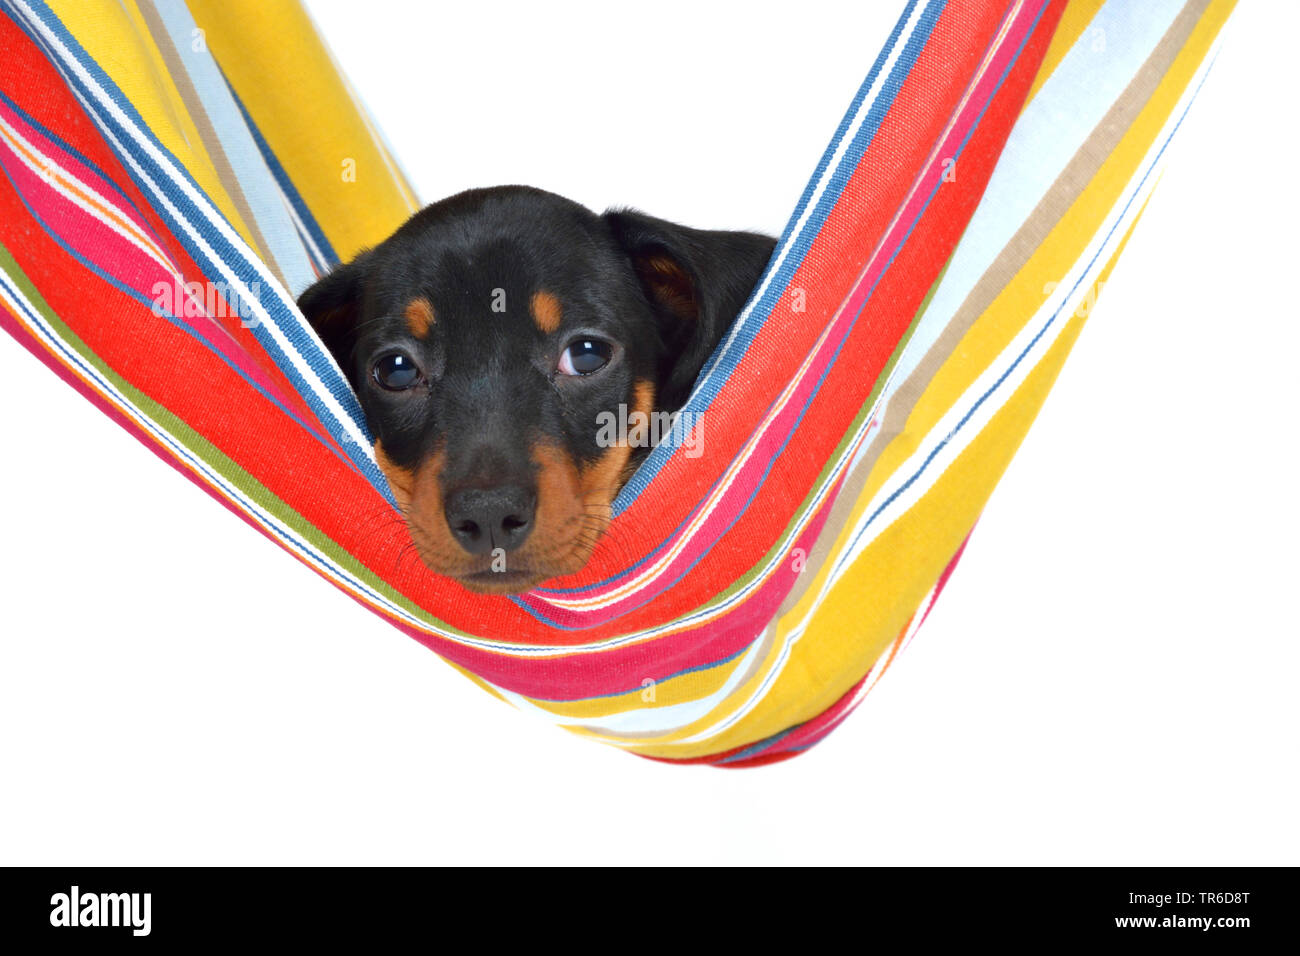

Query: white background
1;1;1296;865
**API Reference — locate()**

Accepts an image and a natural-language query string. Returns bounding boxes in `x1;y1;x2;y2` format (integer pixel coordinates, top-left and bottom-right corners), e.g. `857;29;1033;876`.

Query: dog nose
444;485;535;555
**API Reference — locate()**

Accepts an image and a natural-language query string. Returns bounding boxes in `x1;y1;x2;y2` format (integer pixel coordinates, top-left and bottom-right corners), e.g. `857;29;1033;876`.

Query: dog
298;185;774;594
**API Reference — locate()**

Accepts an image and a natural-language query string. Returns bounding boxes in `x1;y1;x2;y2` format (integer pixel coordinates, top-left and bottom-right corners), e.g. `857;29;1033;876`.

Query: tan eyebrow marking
404;298;435;338
531;290;563;334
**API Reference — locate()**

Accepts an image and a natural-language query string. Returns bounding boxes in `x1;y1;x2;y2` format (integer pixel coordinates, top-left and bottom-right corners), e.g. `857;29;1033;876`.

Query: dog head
298;185;773;593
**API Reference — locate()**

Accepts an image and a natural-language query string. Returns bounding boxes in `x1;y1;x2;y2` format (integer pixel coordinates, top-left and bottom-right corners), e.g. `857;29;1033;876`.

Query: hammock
0;0;1236;766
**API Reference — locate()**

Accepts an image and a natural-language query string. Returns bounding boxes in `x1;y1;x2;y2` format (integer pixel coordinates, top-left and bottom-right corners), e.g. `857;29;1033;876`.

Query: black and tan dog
299;185;774;593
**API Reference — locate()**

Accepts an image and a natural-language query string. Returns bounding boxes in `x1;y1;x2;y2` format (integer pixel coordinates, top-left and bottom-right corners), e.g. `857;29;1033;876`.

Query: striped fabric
0;0;1236;766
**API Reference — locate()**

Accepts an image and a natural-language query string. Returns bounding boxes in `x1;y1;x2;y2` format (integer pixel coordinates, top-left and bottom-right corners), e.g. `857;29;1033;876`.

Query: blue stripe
220;69;339;274
0;149;352;469
838;37;1218;572
3;1;395;504
0;87;143;217
148;0;319;296
716;725;801;764
0;256;429;634
615;0;948;502
527;0;1034;609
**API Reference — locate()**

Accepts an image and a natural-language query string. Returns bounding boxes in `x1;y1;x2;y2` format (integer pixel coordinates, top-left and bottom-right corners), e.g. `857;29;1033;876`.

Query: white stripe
490;634;767;737
0;108;178;279
687;0;934;406
0;269;422;631
665;23;1225;749
888;0;1186;390
13;2;377;462
148;0;318;297
282;189;331;282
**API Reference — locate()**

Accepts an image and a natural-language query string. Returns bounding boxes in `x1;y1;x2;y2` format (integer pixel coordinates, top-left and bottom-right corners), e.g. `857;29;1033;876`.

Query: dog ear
297;253;372;381
604;209;774;411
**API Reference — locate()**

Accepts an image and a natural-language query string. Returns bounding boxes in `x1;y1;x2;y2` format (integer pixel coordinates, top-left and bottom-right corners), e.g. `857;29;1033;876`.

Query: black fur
297;184;774;591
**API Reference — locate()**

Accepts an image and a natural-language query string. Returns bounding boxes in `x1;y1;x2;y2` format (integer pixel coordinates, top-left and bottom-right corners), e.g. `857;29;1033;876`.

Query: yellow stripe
43;0;260;252
711;5;1235;762
610;1;1234;760
620;201;1147;762
912;0;1230;452
185;0;419;265
34;0;1236;762
1022;0;1106;109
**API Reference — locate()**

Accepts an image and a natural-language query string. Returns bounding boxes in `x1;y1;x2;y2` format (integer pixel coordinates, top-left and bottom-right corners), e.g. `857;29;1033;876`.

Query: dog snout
443;485;535;555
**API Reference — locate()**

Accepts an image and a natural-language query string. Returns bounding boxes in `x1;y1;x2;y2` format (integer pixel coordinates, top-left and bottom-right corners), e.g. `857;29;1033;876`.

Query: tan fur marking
580;379;655;504
529;443;591;578
403;446;473;581
384;385;655;593
404;297;435;338
530;290;563;334
631;379;656;420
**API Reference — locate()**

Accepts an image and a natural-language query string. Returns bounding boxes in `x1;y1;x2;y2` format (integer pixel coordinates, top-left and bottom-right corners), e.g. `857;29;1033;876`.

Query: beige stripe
136;0;291;292
539;1;1211;746
560;0;1212;744
768;0;1208;622
574;617;784;741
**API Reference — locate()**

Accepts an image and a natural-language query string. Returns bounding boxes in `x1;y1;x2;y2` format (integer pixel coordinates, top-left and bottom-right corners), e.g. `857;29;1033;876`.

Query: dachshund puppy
299;185;774;593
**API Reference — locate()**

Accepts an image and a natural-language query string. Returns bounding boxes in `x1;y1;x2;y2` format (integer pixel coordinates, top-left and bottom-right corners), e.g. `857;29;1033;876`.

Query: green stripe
0;241;470;639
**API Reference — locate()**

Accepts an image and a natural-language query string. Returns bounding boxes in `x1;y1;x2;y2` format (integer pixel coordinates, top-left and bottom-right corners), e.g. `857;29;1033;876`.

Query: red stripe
0;0;1063;725
498;1;1062;647
0;15;339;447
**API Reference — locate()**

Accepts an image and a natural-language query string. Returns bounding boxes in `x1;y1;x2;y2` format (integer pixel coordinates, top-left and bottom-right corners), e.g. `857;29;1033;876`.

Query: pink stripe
0;105;325;442
519;2;1040;624
0;133;165;293
0;97;175;267
834;1;1037;336
401;465;850;700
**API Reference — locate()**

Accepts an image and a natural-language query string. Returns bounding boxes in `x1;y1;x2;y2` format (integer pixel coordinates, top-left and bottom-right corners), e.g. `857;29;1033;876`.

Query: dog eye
557;338;613;376
372;352;422;390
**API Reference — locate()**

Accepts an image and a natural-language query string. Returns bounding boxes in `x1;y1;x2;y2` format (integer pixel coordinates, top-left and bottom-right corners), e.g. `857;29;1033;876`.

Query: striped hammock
0;0;1236;766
